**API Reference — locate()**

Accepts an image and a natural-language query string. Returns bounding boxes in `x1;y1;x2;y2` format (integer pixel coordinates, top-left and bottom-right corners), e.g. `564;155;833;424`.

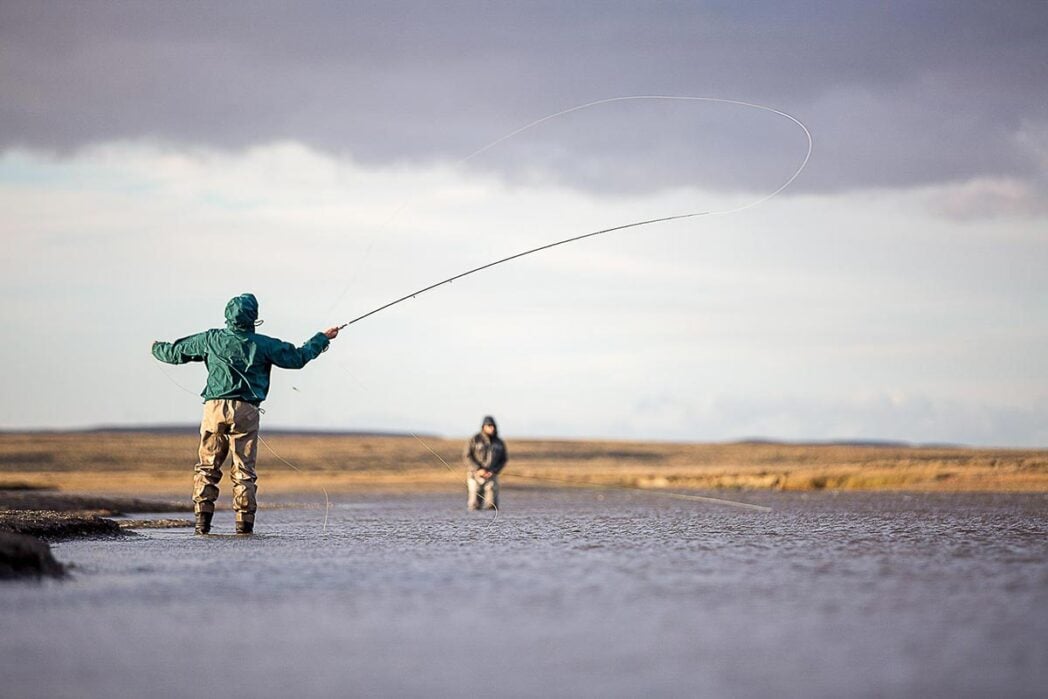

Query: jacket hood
224;294;259;331
481;415;498;435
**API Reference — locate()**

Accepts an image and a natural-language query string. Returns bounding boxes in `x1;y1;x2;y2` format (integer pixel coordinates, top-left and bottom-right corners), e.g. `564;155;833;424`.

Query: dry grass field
0;430;1045;497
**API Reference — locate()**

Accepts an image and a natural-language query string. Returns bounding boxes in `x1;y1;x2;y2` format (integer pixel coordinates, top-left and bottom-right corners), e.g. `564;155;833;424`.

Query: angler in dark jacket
464;415;508;511
152;293;340;534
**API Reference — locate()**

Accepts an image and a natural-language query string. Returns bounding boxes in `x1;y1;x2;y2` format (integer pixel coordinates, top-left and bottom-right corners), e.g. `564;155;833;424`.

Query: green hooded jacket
152;293;330;403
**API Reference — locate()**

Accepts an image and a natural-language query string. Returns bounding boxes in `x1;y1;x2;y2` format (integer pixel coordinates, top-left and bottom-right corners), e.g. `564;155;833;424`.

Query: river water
1;489;1046;698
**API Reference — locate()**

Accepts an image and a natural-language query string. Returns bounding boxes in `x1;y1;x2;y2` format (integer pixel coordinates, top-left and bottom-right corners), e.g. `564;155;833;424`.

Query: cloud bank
2;1;1047;206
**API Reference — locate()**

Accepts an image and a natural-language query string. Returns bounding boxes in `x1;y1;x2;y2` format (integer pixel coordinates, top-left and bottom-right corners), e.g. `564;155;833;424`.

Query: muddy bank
0;489;193;579
0;488;193;540
0;509;124;539
0;507;126;578
116;518;194;529
0;488;191;515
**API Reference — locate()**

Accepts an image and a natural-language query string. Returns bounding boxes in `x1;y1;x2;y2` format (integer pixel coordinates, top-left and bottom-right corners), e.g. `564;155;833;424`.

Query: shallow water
2;490;1046;698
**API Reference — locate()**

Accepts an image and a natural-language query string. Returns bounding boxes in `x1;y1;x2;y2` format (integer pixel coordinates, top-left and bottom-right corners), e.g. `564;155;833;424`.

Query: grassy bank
0;431;1045;495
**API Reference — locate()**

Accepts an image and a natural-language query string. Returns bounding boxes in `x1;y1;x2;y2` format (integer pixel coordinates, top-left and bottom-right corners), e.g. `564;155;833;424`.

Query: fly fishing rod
337;211;703;330
336;95;812;330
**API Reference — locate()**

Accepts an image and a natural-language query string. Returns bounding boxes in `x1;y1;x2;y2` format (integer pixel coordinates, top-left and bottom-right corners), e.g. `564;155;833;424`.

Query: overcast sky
2;1;1047;445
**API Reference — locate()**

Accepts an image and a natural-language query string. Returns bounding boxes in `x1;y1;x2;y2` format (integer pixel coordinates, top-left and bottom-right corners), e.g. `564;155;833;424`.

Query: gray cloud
2;1;1047;198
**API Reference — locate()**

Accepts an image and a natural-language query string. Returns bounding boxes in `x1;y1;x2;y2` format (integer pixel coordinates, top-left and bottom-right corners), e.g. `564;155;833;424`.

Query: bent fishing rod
336;96;812;330
337;211;704;330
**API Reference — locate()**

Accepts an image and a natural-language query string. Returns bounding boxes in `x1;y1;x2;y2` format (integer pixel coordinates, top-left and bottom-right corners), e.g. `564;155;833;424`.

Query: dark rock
0;532;65;578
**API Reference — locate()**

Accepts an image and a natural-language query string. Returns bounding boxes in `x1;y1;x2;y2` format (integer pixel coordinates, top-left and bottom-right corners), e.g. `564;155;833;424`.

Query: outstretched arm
152;332;208;365
268;329;336;369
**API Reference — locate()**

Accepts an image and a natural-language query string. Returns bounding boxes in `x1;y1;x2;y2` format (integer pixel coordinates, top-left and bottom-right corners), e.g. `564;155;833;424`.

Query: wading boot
195;512;213;535
235;520;254;535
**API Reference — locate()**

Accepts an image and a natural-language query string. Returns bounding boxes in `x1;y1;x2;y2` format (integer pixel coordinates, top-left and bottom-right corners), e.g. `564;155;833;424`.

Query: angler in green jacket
152;293;339;535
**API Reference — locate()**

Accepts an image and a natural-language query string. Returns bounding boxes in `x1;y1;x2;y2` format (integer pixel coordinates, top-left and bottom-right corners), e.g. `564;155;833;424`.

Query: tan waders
193;399;259;534
467;472;499;511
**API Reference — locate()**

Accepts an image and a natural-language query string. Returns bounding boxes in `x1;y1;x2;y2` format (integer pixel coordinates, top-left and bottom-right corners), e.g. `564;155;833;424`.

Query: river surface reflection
2;490;1046;698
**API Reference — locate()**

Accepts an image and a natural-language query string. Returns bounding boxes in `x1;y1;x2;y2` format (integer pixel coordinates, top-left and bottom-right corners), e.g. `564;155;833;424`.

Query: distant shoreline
0;425;985;451
0;425;441;439
0;431;1045;495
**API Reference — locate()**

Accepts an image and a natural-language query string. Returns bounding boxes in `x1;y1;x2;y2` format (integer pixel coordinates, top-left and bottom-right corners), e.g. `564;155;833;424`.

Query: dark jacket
152;293;329;403
464;422;508;475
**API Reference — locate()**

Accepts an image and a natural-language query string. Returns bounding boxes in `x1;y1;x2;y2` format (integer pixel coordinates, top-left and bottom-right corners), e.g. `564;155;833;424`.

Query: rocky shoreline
0;488;193;579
